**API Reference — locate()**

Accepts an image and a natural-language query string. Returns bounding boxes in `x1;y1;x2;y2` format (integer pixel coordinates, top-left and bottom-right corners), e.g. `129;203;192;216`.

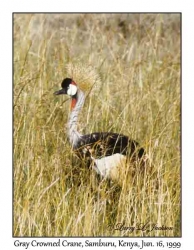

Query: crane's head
54;78;78;109
54;78;78;96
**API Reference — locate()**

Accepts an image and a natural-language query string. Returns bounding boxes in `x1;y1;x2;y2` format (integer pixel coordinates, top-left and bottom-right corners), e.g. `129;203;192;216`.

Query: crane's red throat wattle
71;97;77;110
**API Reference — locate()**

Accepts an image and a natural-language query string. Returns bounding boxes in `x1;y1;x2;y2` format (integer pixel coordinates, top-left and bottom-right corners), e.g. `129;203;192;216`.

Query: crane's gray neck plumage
68;89;85;148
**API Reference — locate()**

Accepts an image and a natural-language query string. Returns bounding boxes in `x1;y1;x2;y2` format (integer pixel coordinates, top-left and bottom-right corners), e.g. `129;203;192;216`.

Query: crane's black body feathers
74;132;145;160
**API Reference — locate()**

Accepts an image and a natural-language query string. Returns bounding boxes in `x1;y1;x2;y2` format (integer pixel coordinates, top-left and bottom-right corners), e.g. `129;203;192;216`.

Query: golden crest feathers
66;62;101;95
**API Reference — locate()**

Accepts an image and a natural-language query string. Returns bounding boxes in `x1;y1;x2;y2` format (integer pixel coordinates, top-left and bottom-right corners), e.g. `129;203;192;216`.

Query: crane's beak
54;88;66;95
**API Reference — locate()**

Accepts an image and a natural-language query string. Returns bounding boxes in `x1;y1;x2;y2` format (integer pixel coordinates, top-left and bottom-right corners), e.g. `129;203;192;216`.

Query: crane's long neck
68;89;85;148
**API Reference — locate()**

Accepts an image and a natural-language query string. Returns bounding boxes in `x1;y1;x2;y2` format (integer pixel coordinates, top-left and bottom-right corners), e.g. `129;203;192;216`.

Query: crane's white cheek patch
67;84;77;96
92;153;126;181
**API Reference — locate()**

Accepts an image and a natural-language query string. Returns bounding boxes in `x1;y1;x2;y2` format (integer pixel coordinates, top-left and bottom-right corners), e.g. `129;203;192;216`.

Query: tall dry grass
14;13;181;237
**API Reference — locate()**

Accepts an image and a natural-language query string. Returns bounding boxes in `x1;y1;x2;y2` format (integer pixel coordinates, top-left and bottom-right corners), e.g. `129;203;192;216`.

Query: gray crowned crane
54;78;146;183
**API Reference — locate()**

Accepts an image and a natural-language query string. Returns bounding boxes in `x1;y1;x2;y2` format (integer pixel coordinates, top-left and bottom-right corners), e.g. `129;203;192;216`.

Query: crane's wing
74;132;145;160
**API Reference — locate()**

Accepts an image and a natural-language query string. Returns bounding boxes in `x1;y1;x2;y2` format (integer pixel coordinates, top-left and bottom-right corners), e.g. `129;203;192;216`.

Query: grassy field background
14;13;181;237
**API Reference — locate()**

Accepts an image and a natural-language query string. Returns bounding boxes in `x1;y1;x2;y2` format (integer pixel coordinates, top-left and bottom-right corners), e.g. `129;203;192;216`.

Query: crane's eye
67;84;77;96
